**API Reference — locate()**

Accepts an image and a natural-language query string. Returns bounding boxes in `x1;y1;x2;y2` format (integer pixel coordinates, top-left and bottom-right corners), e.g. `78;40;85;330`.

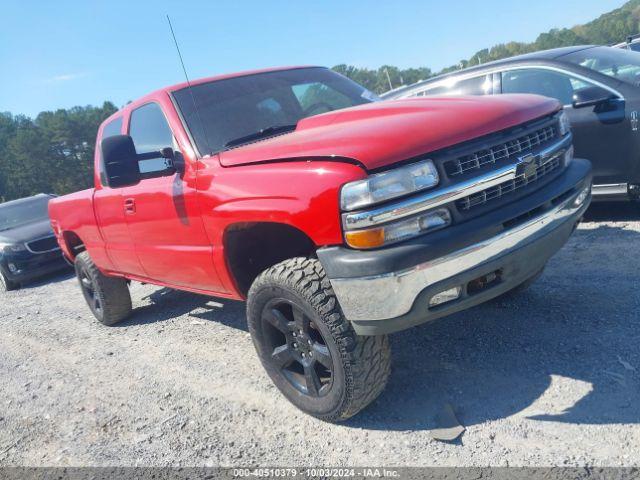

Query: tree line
1;0;640;202
0;103;117;202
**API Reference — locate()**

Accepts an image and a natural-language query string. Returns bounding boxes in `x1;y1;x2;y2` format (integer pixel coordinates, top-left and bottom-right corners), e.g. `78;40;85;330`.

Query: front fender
196;158;367;293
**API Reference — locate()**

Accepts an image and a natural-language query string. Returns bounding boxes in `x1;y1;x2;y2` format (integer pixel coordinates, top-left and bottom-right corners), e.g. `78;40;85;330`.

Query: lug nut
292;342;298;348
307;339;312;345
292;332;297;337
301;352;306;358
308;351;313;357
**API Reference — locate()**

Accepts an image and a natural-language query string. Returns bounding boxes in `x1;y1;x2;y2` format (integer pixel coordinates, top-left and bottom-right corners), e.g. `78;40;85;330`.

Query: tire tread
75;251;132;325
248;257;390;421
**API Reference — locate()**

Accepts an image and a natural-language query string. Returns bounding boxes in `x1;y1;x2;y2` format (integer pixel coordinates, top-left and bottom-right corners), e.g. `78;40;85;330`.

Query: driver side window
128;103;177;175
501;68;609;106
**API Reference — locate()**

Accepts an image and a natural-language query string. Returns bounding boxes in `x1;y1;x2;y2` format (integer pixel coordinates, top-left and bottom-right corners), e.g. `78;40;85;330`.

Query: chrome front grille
445;124;557;177
26;235;59;254
457;157;562;211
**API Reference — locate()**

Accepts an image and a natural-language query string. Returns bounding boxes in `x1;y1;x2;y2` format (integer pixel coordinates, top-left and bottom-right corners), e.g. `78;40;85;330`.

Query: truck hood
0;220;53;245
219;94;560;171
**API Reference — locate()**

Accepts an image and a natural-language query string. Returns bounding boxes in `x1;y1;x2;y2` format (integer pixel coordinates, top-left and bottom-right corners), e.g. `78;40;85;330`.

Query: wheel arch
61;231;86;260
223;221;317;297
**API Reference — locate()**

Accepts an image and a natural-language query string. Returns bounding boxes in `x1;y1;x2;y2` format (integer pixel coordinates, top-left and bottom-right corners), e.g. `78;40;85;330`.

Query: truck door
120;101;222;291
93;117;145;276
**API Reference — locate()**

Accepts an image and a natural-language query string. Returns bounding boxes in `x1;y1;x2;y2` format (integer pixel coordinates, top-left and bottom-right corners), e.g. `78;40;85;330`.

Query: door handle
124;198;136;215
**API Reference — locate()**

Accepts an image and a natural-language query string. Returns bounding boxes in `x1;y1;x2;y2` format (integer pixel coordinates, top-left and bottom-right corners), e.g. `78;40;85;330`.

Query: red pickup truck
49;66;592;421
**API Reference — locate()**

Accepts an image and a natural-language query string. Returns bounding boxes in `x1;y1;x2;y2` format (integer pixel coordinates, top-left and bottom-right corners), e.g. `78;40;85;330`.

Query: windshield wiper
224;124;297;149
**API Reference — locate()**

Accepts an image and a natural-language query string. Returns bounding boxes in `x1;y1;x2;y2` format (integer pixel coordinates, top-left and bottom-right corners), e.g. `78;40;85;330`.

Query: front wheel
74;251;132;325
247;258;391;422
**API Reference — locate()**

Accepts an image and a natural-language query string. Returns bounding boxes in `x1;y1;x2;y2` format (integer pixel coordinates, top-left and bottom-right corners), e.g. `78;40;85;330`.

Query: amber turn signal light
345;228;385;249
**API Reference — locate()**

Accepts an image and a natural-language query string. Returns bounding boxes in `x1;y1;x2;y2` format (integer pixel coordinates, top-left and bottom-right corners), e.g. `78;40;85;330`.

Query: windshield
564;46;640;86
172;67;378;154
0;196;51;231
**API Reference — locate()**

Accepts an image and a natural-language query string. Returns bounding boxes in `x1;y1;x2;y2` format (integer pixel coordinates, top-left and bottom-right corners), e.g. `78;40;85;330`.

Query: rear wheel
0;269;19;292
247;257;391;422
74;251;132;325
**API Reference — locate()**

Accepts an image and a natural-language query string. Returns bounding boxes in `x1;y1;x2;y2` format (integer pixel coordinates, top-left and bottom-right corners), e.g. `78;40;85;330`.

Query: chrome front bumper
329;182;591;323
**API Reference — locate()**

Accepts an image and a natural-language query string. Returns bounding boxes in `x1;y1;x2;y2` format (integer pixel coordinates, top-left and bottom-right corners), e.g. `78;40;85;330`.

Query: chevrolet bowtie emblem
516;153;538;178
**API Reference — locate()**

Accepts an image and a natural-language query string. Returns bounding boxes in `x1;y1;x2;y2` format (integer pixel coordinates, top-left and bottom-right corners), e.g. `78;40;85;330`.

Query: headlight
345;208;451;249
558;110;571;136
0;242;27;254
340;160;439;211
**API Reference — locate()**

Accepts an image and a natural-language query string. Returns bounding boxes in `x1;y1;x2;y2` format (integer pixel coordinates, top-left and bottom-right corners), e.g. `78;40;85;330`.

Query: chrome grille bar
446;125;557;177
457;157;562;211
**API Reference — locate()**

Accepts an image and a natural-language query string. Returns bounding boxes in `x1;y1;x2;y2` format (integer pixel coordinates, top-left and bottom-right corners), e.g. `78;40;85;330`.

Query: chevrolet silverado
49;66;592;421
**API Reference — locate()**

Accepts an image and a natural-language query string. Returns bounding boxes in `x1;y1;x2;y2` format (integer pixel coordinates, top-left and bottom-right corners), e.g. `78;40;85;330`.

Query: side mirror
572;87;616;109
102;135;141;188
101;135;179;188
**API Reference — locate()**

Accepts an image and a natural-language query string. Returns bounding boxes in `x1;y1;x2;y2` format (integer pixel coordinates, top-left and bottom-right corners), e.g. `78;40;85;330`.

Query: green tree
0;102;116;202
0;113;19;201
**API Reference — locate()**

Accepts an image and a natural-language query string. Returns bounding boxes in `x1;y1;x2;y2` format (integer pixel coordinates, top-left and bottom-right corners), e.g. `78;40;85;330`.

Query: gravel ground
0;203;639;467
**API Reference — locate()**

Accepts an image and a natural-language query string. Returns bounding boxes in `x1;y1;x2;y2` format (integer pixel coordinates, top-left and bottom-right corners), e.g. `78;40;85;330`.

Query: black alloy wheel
74;251;132;326
261;298;333;397
78;263;103;318
247;257;391;422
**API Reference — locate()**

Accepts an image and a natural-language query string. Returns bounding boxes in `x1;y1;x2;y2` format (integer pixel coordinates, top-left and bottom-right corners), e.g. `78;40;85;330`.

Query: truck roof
102;65;318;124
